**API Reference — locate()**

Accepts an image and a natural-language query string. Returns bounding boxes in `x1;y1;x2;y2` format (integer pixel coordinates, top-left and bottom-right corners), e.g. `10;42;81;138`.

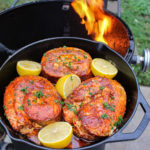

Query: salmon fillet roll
41;47;92;82
3;75;62;144
63;76;127;141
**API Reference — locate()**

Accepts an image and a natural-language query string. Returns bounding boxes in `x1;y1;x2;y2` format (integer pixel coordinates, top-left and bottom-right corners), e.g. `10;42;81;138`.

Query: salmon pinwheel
3;75;62;143
41;47;92;82
63;76;127;140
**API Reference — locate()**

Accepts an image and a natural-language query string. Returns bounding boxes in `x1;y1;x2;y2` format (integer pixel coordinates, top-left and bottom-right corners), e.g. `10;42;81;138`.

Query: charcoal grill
0;0;150;150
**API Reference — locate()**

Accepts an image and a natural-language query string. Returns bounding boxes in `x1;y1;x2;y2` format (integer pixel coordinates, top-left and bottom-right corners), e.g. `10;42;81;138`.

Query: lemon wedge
56;74;81;99
16;60;41;76
38;122;73;149
91;58;118;78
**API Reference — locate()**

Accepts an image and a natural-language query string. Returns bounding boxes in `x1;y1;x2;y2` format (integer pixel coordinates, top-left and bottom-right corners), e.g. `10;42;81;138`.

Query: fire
71;0;112;45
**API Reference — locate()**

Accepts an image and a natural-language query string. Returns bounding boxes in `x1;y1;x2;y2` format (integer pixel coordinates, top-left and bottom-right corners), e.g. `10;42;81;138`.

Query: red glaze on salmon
63;76;127;140
3;75;62;143
41;47;93;82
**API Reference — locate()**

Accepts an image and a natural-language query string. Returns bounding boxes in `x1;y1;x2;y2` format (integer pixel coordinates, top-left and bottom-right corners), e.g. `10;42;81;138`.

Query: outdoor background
0;0;150;86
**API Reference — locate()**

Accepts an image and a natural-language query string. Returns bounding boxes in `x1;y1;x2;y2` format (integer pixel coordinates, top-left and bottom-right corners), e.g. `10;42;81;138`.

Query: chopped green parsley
3;105;7;110
114;115;123;127
21;86;28;94
29;80;34;84
103;102;115;112
27;99;31;106
89;92;92;95
18;105;24;110
66;103;77;115
33;100;37;103
68;62;72;69
70;76;73;81
99;86;105;90
35;91;44;98
101;113;108;119
79;102;84;108
54;100;59;104
84;55;87;59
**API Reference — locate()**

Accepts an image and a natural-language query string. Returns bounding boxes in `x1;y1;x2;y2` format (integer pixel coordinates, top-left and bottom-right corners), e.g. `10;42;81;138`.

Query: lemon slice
56;74;81;99
38;122;73;148
16;60;41;76
91;58;118;78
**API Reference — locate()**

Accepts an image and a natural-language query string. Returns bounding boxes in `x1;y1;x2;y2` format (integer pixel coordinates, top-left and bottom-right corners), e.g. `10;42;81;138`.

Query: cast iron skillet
0;37;150;150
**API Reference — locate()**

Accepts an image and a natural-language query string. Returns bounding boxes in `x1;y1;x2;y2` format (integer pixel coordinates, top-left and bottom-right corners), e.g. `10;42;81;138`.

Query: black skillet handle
0;142;14;150
0;43;15;66
106;89;150;143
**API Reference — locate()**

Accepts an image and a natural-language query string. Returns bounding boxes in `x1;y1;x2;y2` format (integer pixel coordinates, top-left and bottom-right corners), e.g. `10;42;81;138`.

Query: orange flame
72;0;112;45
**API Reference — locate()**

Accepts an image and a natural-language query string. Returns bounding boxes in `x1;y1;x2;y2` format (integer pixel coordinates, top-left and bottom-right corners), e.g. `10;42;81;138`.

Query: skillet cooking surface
0;37;138;149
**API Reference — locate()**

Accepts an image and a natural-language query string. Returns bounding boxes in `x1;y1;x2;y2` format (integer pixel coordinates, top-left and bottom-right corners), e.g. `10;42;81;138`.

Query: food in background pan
41;47;93;82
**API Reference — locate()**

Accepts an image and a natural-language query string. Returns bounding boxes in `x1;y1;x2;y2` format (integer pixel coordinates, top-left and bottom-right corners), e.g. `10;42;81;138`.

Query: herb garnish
74;56;77;60
79;102;84;108
3;105;7;110
21;86;28;94
54;100;59;104
29;80;34;84
103;102;115;112
59;101;65;106
63;62;68;65
27;99;31;106
111;96;115;99
101;113;108;119
68;62;72;69
35;91;44;98
99;86;105;90
54;100;65;106
89;92;92;95
83;83;87;86
33;100;37;103
84;55;87;59
18;105;24;110
114;115;123;127
66;103;77;114
110;123;114;130
70;76;73;81
66;103;73;109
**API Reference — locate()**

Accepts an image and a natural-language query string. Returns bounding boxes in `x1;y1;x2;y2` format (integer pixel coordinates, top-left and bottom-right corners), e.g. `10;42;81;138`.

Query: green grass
0;0;150;86
0;0;35;11
121;0;150;86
